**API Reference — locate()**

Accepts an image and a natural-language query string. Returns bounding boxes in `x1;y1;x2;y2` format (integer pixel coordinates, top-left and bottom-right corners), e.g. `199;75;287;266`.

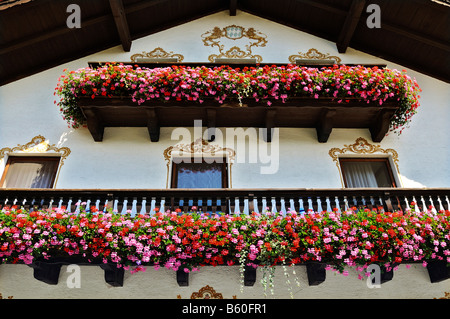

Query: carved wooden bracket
306;262;326;286
100;263;125;287
427;260;450;283
244;265;257;286
29;261;62;285
176;267;189;286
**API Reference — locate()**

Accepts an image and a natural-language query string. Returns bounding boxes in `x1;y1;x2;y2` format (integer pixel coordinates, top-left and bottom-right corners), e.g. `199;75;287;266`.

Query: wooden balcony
1;187;448;287
80;62;397;143
1;188;449;215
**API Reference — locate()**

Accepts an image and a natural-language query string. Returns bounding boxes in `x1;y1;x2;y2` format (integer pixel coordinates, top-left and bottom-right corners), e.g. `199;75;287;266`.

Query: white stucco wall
0;263;448;299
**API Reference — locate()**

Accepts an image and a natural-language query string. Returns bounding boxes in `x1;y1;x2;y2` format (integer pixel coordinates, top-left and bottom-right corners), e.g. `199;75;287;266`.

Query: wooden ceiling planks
0;0;449;85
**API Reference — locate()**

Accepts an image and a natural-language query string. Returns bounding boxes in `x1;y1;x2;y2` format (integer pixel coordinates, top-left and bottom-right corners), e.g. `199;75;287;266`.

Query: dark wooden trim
146;108;160;142
176;267;189;286
109;0;132;52
244;266;257;286
378;19;450;53
29;261;61;285
206;108;217;142
336;0;366;53
229;0;238;16
100;263;125;286
316;108;336;143
264;108;277;143
78;96;398;143
294;0;347;15
88;61;387;70
82;108;105;142
426;260;450;283
0;14;112;55
124;0;170;14
306;262;326;286
370;108;397;143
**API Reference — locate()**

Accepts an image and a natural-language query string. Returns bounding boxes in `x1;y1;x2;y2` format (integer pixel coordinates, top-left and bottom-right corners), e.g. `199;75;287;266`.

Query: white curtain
2;161;58;188
342;162;379;188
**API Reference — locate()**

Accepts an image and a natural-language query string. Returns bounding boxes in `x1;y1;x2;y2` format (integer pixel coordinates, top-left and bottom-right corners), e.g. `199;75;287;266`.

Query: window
0;156;60;188
339;158;396;188
171;158;228;188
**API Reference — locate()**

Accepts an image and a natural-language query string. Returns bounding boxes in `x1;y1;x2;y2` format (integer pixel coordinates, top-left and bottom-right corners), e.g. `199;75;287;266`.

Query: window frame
170;157;228;189
338;157;397;188
0;155;61;188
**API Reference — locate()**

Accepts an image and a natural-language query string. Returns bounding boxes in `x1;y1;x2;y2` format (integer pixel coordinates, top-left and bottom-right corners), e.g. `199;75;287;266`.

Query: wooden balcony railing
1;188;449;215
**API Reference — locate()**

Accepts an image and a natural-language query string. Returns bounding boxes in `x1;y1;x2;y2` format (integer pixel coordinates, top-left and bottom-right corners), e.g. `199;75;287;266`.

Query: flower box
55;63;421;143
2;203;447;288
27;257;124;286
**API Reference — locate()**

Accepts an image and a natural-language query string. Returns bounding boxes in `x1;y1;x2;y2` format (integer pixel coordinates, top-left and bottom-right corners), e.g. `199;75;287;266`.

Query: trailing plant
55;63;421;134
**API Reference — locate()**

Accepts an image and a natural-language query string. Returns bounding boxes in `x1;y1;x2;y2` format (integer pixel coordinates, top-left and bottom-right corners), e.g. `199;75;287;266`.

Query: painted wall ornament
288;48;342;64
328;137;400;187
130;47;184;63
0;135;71;165
176;285;237;299
0;135;71;187
328;137;399;170
201;25;268;62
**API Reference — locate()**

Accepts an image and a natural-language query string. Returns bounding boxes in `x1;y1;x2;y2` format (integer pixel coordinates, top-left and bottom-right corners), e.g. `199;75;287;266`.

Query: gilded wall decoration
288;48;342;64
0;292;13;299
130;47;184;63
328;137;400;187
434;292;450;299
191;285;223;299
163;138;236;188
0;135;71;187
201;25;267;63
0;135;71;164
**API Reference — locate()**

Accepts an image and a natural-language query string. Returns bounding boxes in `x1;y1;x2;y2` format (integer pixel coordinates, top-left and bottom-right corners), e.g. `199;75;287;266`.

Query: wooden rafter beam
294;0;347;15
109;0;132;52
336;0;366;53
0;14;111;55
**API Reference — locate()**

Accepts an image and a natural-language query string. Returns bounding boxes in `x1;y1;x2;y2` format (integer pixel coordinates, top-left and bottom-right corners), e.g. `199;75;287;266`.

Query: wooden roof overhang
80;61;396;143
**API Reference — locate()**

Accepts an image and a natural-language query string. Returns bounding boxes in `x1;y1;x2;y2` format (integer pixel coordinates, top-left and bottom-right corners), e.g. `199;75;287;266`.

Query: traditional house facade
0;1;449;300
